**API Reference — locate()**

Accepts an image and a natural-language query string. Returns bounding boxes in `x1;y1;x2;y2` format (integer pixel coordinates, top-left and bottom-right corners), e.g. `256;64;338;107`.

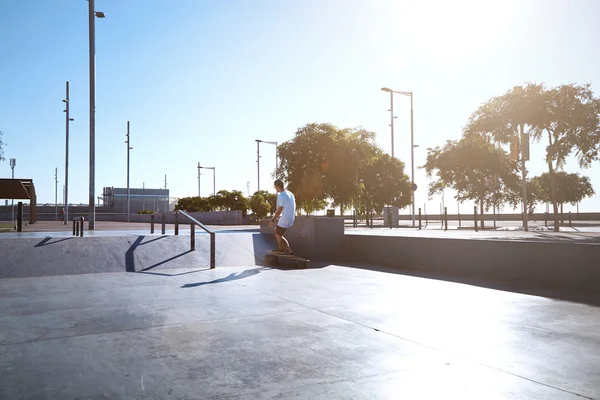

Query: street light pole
88;0;104;230
256;140;260;191
256;139;277;191
410;92;415;227
164;174;168;212
55;168;59;221
125;121;132;222
10;159;15;222
197;162;201;197
63;81;74;225
199;165;216;195
381;87;416;227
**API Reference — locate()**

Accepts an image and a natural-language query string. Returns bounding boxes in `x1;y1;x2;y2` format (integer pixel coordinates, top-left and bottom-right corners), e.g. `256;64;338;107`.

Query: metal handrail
177;210;215;269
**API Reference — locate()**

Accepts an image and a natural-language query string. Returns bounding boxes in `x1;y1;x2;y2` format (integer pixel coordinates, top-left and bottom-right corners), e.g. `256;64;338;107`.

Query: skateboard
264;250;310;268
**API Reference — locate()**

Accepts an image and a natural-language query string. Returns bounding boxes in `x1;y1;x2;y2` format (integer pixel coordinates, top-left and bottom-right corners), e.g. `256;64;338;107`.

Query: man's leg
275;225;292;253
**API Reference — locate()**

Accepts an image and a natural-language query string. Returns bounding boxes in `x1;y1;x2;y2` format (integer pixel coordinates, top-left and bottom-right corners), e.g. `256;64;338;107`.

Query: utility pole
10;159;16;221
197;162;201;197
142;182;145;211
63;81;74;225
256;140;260;191
54;168;59;221
125;121;132;222
520;123;529;232
164;174;168;212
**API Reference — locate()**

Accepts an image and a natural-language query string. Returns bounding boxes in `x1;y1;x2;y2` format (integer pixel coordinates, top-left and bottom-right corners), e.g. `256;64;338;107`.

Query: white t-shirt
276;190;296;228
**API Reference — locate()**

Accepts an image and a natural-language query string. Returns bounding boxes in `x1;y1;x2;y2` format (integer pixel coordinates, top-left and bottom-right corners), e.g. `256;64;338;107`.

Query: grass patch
0;223;13;229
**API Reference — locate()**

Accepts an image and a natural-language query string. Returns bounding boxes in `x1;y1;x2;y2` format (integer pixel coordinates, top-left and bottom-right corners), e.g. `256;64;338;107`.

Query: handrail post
175;210;179;235
210;232;215;269
80;217;84;237
150;214;155;234
190;223;195;251
418;208;422;230
161;213;166;234
73;218;76;236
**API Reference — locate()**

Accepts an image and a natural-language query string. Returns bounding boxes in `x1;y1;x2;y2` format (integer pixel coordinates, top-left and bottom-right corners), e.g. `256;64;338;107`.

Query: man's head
274;179;285;193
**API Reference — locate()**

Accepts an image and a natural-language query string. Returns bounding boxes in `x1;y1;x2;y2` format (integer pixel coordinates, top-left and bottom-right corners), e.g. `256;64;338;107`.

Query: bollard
474;206;478;232
444;207;448;231
545;212;548;227
79;217;84;237
150;214;155;234
175;211;179;235
569;211;572;227
73;218;77;235
190;223;195;251
161;213;166;235
458;213;461;227
418;208;422;230
17;202;23;232
75;220;79;236
210;232;216;269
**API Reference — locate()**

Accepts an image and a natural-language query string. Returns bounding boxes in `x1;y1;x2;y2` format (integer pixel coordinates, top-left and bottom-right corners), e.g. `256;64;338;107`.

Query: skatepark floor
2;260;599;399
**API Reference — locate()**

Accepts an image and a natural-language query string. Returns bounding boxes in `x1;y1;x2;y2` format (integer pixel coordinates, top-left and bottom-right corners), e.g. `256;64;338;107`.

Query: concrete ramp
0;233;278;279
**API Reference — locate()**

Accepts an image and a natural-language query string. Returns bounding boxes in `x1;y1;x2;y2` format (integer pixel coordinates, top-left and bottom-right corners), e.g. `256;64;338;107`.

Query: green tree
276;123;380;215
209;190;249;216
252;190;277;216
423;134;520;228
465;83;600;231
532;172;595;217
249;192;271;220
175;196;212;212
361;153;411;218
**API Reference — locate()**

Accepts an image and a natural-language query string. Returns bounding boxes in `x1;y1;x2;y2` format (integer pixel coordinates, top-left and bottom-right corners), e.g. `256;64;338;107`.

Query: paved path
1;263;599;399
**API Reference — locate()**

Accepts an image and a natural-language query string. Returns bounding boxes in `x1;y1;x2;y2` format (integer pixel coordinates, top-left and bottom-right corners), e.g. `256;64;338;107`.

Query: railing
72;216;85;237
160;210;215;269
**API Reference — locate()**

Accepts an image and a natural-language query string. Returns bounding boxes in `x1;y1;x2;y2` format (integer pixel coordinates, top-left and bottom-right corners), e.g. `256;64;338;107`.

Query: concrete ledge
345;235;600;296
0;233;276;279
260;217;344;260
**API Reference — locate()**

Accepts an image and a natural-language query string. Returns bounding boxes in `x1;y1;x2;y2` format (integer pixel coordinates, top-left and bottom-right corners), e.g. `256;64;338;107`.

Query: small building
102;187;170;214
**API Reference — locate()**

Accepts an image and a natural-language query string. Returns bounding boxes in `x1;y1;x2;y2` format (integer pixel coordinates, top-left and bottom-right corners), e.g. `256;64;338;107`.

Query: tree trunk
547;131;560;232
480;199;485;229
560;203;564;224
340;203;344;217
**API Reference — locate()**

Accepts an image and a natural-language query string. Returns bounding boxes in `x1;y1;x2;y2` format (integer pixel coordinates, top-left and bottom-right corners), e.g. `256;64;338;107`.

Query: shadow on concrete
34;237;74;247
138;268;211;277
181;268;262;288
125;235;169;273
139;250;194;272
333;261;600;307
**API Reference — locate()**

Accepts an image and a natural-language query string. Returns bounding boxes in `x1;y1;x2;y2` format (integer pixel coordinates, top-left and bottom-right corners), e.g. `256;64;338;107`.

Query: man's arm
270;206;284;227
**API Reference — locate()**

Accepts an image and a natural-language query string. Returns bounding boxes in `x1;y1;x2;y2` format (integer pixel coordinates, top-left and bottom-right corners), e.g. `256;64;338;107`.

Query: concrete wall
345;235;600;296
260;216;345;260
97;210;243;225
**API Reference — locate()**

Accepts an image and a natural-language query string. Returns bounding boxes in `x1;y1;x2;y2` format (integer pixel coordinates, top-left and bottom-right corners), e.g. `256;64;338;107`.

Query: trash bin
326;209;335;217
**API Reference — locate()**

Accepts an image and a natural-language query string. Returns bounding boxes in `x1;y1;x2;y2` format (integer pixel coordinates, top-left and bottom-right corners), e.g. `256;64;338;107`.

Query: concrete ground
2;260;600;399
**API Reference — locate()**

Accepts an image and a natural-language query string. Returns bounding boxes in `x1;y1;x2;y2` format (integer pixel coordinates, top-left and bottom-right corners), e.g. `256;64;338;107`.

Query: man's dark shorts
275;225;287;235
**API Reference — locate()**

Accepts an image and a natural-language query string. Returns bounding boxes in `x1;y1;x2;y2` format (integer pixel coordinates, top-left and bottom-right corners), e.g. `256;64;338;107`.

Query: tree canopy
423;134;520;226
464;82;600;230
276;123;411;215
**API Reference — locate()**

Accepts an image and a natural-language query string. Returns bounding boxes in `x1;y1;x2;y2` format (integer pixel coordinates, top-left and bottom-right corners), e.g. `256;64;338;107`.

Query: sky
1;0;600;214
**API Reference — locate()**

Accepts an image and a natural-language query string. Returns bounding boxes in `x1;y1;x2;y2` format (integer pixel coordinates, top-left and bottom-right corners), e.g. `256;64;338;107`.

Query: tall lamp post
125;121;132;222
10;158;16;221
62;81;74;225
54;168;59;221
88;0;105;230
199;165;216;195
255;139;277;191
197;162;201;197
381;87;416;227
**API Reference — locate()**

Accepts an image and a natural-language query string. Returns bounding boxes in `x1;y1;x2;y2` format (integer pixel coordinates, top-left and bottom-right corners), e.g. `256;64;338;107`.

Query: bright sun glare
396;0;514;62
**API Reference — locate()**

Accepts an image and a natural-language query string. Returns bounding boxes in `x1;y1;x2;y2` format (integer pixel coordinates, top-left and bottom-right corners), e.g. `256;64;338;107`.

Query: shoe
283;249;294;256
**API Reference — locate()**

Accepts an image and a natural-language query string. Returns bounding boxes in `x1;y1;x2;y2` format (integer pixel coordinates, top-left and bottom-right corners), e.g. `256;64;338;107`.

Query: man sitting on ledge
269;179;296;255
